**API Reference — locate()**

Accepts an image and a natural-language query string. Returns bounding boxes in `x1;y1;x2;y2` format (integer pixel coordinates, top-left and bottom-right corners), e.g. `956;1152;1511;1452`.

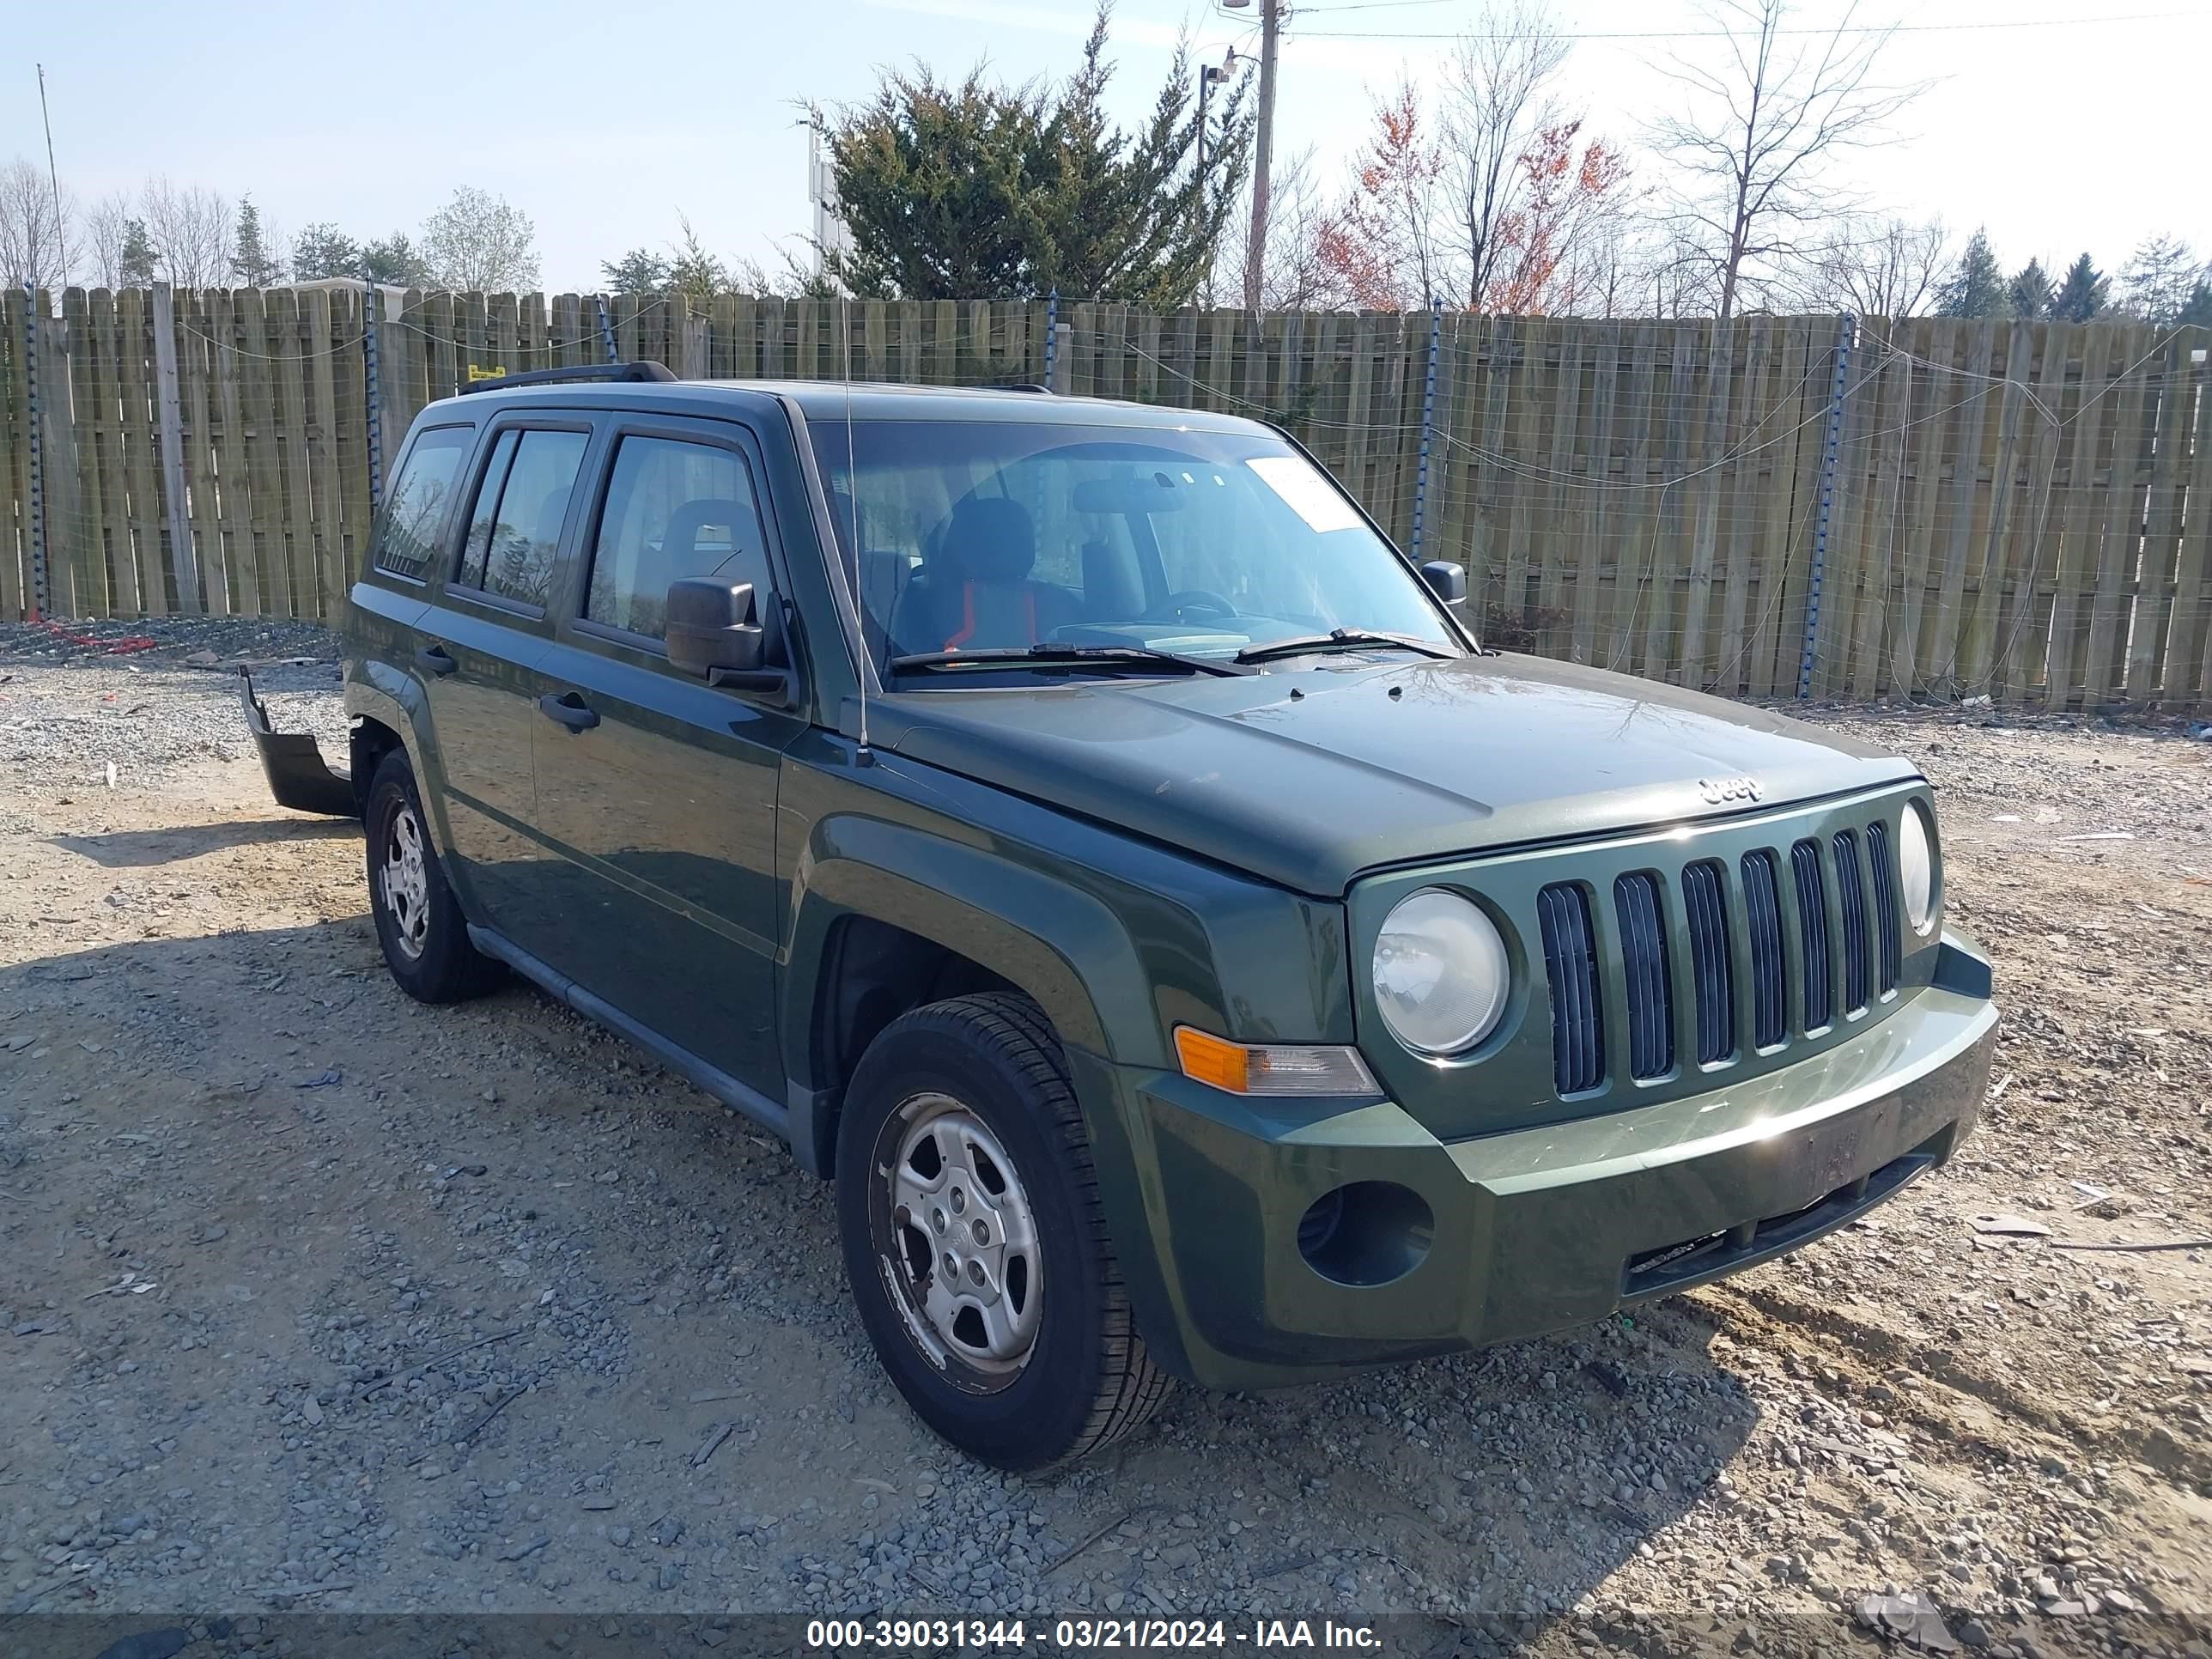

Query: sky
13;0;2209;293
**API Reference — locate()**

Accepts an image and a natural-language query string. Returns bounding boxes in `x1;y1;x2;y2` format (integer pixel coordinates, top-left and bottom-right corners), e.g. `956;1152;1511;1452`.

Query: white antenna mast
844;295;872;764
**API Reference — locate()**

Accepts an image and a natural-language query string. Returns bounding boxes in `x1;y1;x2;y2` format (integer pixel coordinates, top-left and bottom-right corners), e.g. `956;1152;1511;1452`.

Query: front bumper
240;672;358;818
1078;933;1996;1391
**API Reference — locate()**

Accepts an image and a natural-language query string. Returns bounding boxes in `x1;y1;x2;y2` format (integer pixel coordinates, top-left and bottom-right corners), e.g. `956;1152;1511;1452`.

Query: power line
1290;7;2205;40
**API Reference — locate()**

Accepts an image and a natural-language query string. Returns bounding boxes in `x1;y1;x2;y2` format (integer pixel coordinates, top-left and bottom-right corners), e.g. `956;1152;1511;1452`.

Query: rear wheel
836;993;1172;1469
364;750;502;1004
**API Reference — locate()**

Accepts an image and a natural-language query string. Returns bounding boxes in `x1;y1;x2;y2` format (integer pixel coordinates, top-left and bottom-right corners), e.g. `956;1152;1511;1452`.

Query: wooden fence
2;287;2206;708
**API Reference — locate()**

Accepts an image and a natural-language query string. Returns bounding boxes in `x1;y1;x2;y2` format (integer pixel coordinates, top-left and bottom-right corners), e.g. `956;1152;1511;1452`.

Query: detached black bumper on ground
239;670;356;818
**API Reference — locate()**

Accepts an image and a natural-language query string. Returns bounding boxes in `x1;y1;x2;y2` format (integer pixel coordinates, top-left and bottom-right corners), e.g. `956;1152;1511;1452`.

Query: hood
876;653;1917;896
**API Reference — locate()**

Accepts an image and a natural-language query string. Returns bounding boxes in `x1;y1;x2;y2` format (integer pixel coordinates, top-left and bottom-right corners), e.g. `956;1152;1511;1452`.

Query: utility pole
38;65;67;282
1240;0;1280;313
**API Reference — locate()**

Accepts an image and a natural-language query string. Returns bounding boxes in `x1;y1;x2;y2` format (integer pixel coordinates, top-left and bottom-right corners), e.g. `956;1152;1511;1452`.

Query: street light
1194;46;1242;214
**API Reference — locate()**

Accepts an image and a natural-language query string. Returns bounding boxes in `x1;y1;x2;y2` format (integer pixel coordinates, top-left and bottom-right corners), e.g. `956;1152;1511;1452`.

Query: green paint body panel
321;380;1997;1392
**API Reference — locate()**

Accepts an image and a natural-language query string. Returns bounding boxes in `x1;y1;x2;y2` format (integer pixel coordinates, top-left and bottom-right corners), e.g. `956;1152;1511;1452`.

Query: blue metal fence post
1796;313;1856;700
362;271;383;514
22;286;47;621
1411;296;1442;564
1042;289;1059;390
594;294;618;364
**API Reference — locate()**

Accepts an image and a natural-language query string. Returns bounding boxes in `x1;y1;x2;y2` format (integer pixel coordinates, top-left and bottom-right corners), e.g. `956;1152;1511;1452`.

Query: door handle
538;691;601;732
415;643;458;677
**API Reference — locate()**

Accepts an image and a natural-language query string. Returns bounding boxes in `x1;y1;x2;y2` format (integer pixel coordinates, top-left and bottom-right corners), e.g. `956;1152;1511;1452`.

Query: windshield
808;418;1460;678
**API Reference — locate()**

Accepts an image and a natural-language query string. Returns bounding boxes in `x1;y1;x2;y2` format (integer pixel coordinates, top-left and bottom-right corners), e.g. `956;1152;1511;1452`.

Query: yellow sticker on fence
465;364;507;382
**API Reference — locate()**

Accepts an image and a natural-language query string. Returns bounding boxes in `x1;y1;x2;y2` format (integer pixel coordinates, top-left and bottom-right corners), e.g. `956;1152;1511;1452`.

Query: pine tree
231;194;285;287
2006;258;2051;321
1935;228;2007;319
119;220;161;288
600;248;671;293
2118;235;2200;323
818;4;1249;303
362;234;434;288
290;222;360;282
2050;253;2109;323
2177;281;2212;331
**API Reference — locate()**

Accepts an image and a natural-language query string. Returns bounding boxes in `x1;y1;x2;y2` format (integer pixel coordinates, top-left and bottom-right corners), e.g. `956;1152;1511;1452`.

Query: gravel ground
1;619;2208;1659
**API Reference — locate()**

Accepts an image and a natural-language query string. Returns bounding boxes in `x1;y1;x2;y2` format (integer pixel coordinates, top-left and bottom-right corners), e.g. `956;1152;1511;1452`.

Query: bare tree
1216;147;1340;308
0;156;73;290
1440;0;1568;309
81;191;135;288
1648;0;1924;319
1794;215;1948;318
422;186;539;293
137;178;234;287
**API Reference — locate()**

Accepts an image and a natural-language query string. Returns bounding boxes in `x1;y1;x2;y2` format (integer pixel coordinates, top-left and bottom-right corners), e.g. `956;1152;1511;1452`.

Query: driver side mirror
665;579;791;704
1421;560;1468;605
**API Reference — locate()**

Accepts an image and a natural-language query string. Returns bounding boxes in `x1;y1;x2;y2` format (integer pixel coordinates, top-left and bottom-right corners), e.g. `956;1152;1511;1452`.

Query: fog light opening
1296;1182;1434;1287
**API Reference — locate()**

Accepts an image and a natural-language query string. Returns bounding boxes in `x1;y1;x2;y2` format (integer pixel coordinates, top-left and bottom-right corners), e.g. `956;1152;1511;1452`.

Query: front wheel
364;751;502;1004
836;993;1172;1469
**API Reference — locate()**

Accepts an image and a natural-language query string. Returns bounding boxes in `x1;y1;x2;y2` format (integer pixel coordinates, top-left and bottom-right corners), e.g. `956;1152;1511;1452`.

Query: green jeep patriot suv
243;362;1997;1470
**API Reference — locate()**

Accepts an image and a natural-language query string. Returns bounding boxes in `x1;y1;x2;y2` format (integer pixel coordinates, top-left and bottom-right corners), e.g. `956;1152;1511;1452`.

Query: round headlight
1899;803;1936;933
1372;889;1510;1056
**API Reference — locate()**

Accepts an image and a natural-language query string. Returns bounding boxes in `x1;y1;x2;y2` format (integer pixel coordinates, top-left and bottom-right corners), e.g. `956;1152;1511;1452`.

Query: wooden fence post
148;282;201;611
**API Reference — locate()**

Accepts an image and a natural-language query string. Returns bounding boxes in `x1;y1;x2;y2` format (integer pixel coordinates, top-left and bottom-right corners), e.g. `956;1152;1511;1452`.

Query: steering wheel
1139;589;1239;625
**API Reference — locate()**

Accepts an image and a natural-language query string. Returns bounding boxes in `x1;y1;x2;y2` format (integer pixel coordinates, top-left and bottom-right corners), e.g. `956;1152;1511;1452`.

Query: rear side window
372;427;472;579
454;428;589;610
585;436;771;641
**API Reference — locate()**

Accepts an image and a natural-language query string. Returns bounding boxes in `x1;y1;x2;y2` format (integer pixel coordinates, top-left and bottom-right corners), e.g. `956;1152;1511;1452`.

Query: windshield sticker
1246;456;1364;533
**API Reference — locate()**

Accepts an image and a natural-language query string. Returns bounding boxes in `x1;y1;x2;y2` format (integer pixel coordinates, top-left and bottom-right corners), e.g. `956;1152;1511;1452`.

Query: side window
372;426;472;579
584;435;770;642
453;428;588;610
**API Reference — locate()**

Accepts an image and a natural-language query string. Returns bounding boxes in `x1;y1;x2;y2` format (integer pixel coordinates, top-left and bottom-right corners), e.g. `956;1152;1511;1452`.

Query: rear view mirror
1421;561;1468;605
1071;474;1189;515
665;579;764;679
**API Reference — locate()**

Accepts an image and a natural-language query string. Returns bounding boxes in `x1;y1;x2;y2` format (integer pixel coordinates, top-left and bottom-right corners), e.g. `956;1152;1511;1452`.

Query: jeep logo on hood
1698;775;1763;805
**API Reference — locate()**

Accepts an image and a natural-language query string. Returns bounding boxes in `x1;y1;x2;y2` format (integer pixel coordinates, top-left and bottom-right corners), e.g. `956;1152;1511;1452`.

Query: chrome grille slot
1866;820;1902;994
1538;884;1605;1095
1681;860;1735;1065
1791;839;1832;1030
1741;850;1787;1050
1614;873;1674;1080
1834;830;1870;1014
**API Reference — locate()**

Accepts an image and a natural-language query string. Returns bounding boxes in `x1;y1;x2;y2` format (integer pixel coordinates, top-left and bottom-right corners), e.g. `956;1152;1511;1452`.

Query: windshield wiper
1233;629;1460;666
889;643;1245;678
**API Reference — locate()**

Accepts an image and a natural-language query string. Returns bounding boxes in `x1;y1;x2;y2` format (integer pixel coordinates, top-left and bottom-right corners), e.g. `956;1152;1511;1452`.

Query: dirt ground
1;632;2208;1658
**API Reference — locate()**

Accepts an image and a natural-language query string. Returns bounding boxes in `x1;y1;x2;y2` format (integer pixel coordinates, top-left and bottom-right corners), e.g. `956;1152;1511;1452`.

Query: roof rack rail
457;361;678;395
988;381;1054;393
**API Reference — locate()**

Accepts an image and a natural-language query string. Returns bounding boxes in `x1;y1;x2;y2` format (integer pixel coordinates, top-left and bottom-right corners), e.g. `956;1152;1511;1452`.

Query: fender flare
780;811;1165;1174
345;666;459;864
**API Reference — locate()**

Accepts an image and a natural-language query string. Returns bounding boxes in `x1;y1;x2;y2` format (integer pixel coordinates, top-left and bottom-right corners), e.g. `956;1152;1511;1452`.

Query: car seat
890;497;1078;655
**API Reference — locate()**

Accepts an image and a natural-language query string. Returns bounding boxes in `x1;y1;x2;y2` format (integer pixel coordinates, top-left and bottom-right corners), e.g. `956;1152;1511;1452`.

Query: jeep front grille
1834;829;1870;1015
1537;883;1605;1095
1614;873;1674;1079
1791;839;1832;1030
1866;820;1902;994
1536;810;1908;1100
1680;860;1735;1065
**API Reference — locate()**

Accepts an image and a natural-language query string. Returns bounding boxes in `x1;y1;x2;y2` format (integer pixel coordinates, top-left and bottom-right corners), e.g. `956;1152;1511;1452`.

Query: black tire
364;750;502;1004
836;992;1172;1469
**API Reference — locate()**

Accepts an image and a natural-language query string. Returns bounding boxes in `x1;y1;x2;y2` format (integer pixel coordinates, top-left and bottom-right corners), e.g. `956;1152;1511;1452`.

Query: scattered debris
2055;830;2135;842
354;1328;520;1400
2050;1237;2212;1255
451;1385;523;1447
687;1387;745;1403
1856;1589;1960;1652
439;1164;489;1182
295;1068;343;1089
690;1421;736;1467
1967;1214;2051;1237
